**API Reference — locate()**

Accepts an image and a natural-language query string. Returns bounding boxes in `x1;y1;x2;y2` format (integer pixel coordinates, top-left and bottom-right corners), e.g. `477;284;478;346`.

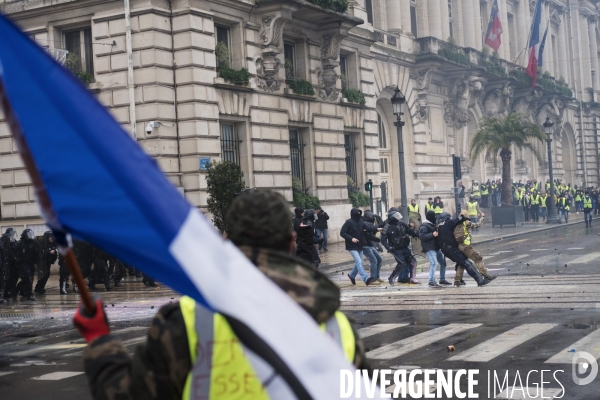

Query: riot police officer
12;229;40;301
381;211;420;286
34;231;58;294
2;228;18;300
89;246;112;291
436;213;491;287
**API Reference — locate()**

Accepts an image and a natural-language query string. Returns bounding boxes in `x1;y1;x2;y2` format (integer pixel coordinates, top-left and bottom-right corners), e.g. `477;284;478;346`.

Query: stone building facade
0;0;599;241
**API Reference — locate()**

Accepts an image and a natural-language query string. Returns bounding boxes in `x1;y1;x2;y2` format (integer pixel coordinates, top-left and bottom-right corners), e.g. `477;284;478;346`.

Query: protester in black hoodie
340;208;379;285
419;211;451;287
362;211;383;284
314;207;329;251
295;209;317;266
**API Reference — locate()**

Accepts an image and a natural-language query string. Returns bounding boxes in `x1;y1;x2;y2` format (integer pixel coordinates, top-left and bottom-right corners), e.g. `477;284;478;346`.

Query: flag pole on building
0;68;95;313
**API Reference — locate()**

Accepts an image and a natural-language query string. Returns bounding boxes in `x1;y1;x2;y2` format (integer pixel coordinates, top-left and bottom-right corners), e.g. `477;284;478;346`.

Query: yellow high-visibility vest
540;196;547;207
180;296;355;400
467;201;478;217
408;204;419;213
530;195;540;205
584;198;593;209
426;203;434;212
433;204;444;214
481;185;489;195
463;222;472;246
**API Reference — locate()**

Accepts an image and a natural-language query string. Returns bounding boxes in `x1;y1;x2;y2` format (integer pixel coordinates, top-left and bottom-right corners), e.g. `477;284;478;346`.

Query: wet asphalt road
0;221;599;399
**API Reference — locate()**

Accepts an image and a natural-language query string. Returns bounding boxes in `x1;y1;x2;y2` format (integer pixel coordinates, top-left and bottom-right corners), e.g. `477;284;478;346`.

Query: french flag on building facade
485;0;503;51
526;0;543;88
0;13;381;399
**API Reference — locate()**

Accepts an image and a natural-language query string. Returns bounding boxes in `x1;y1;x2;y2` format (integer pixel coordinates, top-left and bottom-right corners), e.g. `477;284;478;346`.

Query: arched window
377;113;387;149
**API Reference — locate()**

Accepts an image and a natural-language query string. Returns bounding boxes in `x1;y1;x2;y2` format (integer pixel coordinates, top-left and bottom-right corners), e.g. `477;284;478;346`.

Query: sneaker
365;278;373;286
324;248;329;252
460;279;466;285
377;278;384;283
388;276;395;286
410;280;421;284
428;281;441;287
369;279;381;285
347;274;356;285
454;281;461;287
439;280;452;285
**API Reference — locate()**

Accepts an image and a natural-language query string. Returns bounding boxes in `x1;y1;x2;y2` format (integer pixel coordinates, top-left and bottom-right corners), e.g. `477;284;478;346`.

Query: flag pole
0;76;95;313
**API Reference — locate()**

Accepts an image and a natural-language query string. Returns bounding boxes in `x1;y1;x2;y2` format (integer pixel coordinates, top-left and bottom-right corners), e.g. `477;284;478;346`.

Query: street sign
199;157;210;171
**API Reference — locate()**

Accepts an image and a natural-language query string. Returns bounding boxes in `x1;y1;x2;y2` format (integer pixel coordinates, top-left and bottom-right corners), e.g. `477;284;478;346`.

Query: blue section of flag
538;25;548;67
0;14;205;307
529;0;542;48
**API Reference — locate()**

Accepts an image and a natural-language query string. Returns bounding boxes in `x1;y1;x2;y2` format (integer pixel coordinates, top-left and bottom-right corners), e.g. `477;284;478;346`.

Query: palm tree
470;112;545;206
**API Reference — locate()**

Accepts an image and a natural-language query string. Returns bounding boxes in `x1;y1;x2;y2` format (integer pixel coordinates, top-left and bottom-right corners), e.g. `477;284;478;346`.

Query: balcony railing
373;28;399;49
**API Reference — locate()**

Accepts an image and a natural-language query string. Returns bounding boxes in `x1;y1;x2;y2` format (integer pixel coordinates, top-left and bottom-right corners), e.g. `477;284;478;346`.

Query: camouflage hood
238;245;340;324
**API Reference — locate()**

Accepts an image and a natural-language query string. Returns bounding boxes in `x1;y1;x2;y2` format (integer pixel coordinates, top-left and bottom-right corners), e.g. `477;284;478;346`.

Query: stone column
429;0;442;39
516;0;530;66
462;0;476;48
453;0;465;46
440;0;451;40
400;0;412;34
588;16;600;90
557;7;570;82
569;1;584;96
580;11;593;89
473;0;483;49
387;0;402;32
417;0;430;37
498;0;510;60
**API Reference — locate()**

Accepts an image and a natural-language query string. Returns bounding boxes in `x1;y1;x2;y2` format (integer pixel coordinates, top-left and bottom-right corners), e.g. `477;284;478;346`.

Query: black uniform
2;229;18;300
13;229;41;301
295;209;319;266
436;213;485;286
89;246;112;291
381;212;419;286
110;256;127;287
34;232;58;294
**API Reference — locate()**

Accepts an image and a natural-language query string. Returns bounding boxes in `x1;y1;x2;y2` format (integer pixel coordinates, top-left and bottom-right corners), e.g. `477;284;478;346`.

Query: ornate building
0;0;598;240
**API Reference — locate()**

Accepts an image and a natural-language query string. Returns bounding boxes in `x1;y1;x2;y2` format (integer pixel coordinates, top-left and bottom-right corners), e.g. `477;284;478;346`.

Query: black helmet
438;212;452;223
21;228;35;240
363;210;375;223
304;209;316;221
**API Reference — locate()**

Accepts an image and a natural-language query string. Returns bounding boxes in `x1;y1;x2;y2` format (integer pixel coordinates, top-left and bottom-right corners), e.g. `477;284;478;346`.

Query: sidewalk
317;211;587;271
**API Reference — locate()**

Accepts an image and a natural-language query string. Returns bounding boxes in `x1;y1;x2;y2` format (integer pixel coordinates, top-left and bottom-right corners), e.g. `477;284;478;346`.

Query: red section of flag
485;13;503;51
526;47;538;88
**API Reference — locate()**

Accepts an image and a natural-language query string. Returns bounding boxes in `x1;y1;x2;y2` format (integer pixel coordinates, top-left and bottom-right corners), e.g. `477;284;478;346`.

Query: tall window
365;0;373;25
64;28;94;75
508;13;516;60
344;134;357;189
377;113;387;149
379;158;389;173
221;124;240;165
448;0;454;39
340;55;348;89
215;25;231;68
410;1;417;36
289;130;305;190
284;42;295;80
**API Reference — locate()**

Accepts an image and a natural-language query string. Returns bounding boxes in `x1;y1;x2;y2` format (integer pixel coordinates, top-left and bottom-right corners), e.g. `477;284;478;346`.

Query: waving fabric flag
526;0;543;88
0;13;380;399
485;0;503;51
538;24;549;68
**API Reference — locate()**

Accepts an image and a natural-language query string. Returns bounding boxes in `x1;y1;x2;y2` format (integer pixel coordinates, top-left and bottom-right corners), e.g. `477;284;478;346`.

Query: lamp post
544;117;560;224
391;87;408;220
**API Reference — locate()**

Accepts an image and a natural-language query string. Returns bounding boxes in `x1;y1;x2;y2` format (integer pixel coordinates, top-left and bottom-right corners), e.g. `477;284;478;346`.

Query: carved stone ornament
254;50;283;92
321;31;343;60
444;74;487;129
259;14;289;48
483;82;514;117
415;96;428;122
536;96;564;139
416;67;437;90
316;65;339;101
512;89;542;116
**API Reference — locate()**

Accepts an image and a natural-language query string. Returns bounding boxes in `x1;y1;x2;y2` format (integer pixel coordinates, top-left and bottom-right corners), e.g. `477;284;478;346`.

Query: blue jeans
585;212;593;224
437;250;447;280
426;250;438;283
363;246;382;279
559;210;569;222
469;217;479;224
540;207;547;219
349;250;369;283
315;229;328;249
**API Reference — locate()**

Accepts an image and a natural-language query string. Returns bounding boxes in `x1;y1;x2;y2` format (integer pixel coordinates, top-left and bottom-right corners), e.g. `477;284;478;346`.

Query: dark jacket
314;210;329;230
15;239;40;265
381;216;418;251
361;212;380;247
419;221;439;253
437;215;468;248
295;211;316;264
340;208;377;251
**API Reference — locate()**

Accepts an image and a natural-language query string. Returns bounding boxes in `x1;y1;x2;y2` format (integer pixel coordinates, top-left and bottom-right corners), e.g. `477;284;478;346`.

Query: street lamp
543;116;560;224
391;87;408;220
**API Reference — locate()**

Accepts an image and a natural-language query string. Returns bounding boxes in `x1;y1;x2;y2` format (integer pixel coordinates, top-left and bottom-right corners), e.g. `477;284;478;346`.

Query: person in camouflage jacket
78;189;369;400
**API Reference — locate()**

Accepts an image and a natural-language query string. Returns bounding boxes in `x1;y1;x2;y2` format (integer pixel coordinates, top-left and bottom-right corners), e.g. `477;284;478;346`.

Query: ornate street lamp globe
391;87;406;116
543;116;554;139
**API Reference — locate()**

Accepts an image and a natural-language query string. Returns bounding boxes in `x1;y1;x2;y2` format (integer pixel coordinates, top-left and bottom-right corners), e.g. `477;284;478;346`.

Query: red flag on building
485;0;503;51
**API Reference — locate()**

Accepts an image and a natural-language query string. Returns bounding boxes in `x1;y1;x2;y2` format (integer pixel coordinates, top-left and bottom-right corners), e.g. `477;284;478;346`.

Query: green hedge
343;88;366;105
480;59;506;77
218;67;251;86
306;0;348;12
348;191;370;208
440;47;470;66
509;69;530;85
293;192;321;209
288;79;315;96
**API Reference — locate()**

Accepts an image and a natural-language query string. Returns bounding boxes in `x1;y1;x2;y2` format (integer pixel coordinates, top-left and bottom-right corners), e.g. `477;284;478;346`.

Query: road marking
570;253;600;264
494;387;563;398
366;323;481;360
358;324;409;339
448;324;557;362
567;248;585;250
0;372;14;377
529;255;559;264
31;371;84;380
530;249;548;252
490;254;529;266
545;329;600;364
8;343;87;356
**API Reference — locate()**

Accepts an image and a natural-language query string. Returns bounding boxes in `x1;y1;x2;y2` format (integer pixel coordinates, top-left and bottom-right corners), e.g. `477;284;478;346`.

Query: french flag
484;0;503;51
526;0;543;88
0;13;381;399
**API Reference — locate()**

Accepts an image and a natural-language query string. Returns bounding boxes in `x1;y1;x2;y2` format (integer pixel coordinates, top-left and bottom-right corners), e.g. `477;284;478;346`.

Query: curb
473;219;586;245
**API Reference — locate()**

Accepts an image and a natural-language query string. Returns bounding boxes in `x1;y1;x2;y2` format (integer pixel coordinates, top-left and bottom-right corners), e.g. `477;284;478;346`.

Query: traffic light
364;180;373;192
452;154;462;181
457;201;461;214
